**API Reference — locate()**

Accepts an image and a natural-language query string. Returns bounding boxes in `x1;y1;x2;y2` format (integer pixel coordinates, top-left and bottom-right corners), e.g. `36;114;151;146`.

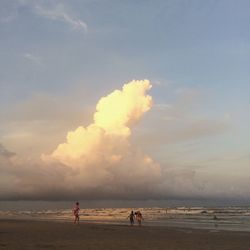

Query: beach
1;220;250;250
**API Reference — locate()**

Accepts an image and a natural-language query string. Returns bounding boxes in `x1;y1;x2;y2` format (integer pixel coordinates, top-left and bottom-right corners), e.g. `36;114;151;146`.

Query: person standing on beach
73;202;80;225
128;210;135;226
135;211;143;226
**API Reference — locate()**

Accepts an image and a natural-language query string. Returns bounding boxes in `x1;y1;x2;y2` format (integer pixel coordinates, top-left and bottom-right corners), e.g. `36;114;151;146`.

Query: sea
1;205;250;232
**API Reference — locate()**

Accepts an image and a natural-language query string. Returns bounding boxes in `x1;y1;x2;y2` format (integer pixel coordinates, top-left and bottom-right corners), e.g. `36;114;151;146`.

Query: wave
1;207;250;231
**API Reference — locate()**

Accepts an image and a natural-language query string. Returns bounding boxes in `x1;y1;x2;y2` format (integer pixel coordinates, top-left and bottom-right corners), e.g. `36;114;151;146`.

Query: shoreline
1;216;249;233
1;219;250;250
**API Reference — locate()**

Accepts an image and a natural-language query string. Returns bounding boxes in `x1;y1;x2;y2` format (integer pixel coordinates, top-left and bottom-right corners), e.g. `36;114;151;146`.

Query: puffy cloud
48;80;153;166
0;80;163;200
42;80;162;197
1;80;247;201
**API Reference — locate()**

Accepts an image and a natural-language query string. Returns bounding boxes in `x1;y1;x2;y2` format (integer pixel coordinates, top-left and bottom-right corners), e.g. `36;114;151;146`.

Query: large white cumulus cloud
49;80;154;165
0;80;245;201
44;79;162;196
0;80;163;200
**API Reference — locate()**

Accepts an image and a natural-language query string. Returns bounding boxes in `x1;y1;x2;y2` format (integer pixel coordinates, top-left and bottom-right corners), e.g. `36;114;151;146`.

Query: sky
0;0;250;203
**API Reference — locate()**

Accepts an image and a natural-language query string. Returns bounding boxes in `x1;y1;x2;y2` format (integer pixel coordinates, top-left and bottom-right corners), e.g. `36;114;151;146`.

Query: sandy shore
1;220;250;250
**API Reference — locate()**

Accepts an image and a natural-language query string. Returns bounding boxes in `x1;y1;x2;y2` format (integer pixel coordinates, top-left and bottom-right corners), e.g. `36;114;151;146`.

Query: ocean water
1;207;250;232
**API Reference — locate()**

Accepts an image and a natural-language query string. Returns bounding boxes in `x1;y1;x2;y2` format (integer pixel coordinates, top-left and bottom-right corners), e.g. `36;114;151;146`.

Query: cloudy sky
0;0;250;202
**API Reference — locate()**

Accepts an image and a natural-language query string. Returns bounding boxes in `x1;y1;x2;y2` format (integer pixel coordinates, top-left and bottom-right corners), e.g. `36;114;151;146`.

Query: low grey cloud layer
1;141;249;201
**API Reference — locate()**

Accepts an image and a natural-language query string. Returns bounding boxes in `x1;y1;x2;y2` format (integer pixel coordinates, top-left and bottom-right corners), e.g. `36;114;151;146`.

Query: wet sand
1;219;250;250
